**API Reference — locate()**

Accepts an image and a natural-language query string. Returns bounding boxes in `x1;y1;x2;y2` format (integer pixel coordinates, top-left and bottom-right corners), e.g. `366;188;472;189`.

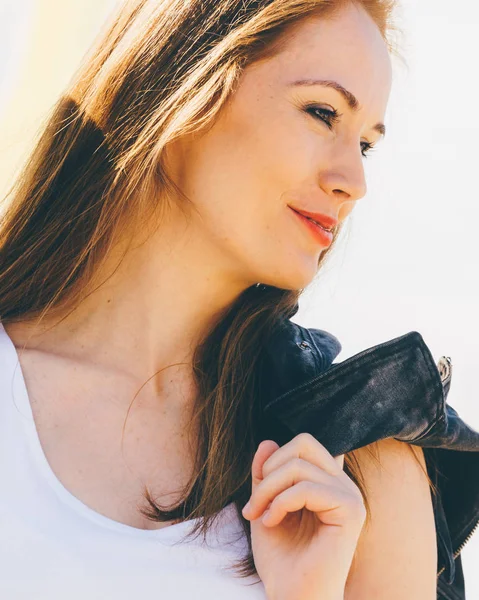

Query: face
165;2;393;291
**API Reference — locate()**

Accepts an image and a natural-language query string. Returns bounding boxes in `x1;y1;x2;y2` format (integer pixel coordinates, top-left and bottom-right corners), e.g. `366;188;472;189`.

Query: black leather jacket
258;317;479;600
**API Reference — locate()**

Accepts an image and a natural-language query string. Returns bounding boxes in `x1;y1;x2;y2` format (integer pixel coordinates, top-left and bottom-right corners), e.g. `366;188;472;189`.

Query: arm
344;437;437;599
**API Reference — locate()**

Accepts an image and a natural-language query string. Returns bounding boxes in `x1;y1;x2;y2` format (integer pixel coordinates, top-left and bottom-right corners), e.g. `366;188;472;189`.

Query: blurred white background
0;0;477;596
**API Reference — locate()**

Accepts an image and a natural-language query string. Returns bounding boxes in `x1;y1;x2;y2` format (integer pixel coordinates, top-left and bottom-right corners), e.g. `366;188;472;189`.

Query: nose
318;145;368;203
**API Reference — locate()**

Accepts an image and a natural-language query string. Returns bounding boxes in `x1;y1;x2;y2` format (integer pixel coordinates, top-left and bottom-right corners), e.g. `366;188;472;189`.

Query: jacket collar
259;316;479;589
260;317;460;454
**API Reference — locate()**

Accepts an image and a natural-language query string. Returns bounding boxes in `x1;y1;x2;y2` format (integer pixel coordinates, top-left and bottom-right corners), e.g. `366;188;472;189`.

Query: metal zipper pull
437;355;452;385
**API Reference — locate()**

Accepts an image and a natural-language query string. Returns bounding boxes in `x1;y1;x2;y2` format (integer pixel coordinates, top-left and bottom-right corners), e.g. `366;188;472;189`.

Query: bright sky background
0;0;478;595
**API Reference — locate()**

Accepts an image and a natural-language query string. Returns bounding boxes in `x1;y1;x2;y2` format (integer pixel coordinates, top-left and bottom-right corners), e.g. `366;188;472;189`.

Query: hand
242;433;366;600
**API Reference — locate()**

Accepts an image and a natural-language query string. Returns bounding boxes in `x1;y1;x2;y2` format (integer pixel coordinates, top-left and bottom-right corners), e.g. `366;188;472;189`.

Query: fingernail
242;501;251;515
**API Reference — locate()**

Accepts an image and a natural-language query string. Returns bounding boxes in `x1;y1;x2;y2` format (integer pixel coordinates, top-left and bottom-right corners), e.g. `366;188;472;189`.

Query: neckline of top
0;320;236;541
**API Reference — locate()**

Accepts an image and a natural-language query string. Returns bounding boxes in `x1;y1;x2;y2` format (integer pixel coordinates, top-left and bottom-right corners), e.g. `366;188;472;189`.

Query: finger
243;457;339;521
243;440;279;519
261;480;365;528
250;440;280;491
262;432;342;480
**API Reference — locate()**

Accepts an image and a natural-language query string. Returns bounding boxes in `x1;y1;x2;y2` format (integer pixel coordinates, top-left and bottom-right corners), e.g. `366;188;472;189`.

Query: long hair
0;0;435;581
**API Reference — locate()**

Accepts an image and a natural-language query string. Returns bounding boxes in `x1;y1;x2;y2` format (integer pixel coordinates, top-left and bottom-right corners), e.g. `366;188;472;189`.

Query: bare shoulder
344;437;437;600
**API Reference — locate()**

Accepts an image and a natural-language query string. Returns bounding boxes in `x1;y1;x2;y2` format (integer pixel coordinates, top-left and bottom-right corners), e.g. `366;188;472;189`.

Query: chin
255;262;318;292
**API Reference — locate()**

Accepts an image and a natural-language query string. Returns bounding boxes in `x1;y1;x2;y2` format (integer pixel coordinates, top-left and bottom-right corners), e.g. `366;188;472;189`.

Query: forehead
260;4;392;112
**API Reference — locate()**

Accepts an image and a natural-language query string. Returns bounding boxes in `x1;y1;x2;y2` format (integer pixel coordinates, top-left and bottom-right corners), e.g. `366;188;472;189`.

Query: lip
289;207;334;247
289;207;338;231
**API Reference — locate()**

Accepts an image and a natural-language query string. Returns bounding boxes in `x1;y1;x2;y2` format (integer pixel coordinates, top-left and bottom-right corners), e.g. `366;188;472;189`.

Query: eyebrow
289;78;386;137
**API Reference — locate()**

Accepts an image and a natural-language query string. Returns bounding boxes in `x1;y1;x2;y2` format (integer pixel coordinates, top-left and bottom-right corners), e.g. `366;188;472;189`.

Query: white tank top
0;321;266;599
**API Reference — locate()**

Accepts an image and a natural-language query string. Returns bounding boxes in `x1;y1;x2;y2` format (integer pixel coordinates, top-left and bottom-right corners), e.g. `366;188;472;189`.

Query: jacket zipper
437;518;479;578
434;356;479;578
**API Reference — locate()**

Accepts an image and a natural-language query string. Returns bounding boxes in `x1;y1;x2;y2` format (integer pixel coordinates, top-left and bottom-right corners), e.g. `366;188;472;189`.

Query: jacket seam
408;412;445;443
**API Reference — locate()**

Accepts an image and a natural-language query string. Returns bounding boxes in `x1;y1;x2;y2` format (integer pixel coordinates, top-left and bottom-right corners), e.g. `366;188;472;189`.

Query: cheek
184;109;318;225
238;109;316;192
176;100;327;279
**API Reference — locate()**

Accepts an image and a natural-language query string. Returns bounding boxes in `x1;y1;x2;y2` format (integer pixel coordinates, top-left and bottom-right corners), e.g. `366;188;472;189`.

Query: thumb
251;439;280;491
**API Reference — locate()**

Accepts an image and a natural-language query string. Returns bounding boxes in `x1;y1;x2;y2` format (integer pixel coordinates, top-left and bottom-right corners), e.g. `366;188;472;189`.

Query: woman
0;0;452;598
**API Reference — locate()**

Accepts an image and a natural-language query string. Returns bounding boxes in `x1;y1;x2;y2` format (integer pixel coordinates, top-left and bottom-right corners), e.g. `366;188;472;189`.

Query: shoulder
350;436;429;481
344;437;437;599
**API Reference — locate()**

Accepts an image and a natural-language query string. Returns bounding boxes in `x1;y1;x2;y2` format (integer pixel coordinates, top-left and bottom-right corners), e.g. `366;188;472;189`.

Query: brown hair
0;0;435;582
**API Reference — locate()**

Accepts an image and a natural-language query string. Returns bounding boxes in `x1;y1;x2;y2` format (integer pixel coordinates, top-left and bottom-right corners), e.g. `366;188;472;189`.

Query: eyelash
303;105;376;158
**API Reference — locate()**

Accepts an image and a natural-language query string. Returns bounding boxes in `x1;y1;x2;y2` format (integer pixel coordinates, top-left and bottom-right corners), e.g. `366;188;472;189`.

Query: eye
304;104;377;159
360;140;376;159
304;105;341;130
